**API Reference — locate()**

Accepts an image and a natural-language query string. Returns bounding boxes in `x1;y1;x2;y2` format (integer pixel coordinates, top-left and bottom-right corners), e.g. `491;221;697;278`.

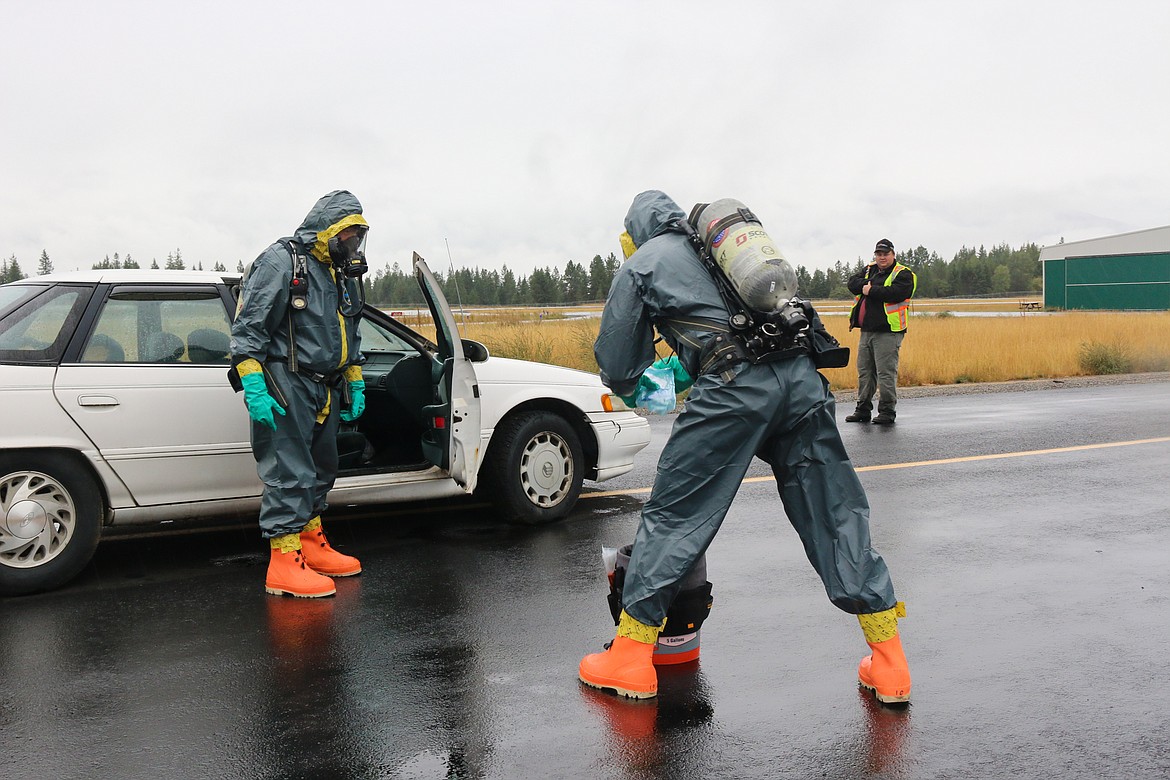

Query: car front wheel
482;411;585;525
0;453;103;596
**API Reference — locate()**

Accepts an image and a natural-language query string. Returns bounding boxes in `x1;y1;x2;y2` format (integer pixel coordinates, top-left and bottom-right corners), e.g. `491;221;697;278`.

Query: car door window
0;285;90;363
84;289;232;364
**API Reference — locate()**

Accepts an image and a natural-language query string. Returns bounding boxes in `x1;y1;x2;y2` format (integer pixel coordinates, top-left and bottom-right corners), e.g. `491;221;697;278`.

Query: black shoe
845;412;871;423
872;415;896;425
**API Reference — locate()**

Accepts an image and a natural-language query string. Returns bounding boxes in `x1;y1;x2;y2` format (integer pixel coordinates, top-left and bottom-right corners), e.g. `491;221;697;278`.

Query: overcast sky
3;1;1168;278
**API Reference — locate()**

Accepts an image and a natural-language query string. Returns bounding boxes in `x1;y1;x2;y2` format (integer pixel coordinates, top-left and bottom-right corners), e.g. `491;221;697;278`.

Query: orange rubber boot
858;635;912;704
299;517;361;577
579;611;661;699
265;535;336;598
857;605;911;705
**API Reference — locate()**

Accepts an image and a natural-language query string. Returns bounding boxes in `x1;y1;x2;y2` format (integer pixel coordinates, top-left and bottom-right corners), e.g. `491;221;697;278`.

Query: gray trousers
622;355;897;626
855;330;906;418
250;362;340;538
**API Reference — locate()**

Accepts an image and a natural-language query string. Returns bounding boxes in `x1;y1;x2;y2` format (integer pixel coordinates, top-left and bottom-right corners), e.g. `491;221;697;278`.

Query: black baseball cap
875;238;895;253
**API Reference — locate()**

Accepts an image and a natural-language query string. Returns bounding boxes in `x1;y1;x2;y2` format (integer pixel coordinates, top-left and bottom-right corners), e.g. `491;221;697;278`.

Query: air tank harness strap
660;317;808;382
657;317;747;383
699;207;760;257
277;239;310;374
699;334;750;379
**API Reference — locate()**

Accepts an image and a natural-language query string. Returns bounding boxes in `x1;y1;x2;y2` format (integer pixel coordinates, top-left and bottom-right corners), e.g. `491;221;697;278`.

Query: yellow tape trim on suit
858;601;905;644
236;358;263;377
316;388;331;425
311;214;369;262
270;532;302;553
616;610;665;645
326;264;350;369
619;231;637;260
302;516;322;533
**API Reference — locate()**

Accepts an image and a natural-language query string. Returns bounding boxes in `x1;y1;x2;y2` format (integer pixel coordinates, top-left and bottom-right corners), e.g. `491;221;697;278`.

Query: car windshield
0;284;91;363
0;284;42;315
358;315;424;354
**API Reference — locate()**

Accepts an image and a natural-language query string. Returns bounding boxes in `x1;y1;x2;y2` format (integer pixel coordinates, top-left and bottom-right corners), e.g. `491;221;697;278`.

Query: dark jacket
847;263;915;332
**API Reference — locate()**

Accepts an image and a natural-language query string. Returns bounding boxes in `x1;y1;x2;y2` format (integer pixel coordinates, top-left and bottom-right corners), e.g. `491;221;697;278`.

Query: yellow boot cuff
858;602;906;644
616;610;665;645
270;533;302;553
302;516;322;533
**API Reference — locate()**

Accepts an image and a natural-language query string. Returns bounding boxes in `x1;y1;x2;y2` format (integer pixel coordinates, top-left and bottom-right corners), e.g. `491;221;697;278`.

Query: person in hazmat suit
578;190;912;704
230;190;368;598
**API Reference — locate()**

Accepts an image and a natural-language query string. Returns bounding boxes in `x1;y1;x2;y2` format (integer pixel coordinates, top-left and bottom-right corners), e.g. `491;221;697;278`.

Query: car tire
482;411;584;525
0;453;103;596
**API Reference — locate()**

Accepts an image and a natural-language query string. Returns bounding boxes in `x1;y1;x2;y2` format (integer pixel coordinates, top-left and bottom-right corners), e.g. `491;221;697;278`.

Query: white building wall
1040;225;1170;262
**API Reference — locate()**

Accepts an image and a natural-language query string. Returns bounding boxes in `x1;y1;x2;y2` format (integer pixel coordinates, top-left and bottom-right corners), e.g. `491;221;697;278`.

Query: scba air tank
689;199;798;313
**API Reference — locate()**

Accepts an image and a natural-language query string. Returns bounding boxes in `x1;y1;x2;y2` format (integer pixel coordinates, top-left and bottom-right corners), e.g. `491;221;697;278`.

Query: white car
0;258;650;595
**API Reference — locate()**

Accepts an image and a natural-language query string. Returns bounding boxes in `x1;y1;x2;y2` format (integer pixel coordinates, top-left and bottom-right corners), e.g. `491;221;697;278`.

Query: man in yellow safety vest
846;238;917;425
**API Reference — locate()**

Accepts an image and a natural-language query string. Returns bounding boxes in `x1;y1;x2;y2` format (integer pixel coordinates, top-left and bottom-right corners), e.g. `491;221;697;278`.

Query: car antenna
444;237;468;330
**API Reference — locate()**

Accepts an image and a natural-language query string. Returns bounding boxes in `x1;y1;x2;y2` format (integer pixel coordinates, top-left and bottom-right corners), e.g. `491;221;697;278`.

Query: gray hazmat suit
230;190;365;538
594;190;897;625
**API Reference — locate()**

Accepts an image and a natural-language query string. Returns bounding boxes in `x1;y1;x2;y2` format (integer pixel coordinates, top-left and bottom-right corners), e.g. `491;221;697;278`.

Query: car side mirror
462;338;489;362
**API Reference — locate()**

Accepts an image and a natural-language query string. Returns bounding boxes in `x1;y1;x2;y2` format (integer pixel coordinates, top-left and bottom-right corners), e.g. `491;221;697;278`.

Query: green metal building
1040;225;1170;310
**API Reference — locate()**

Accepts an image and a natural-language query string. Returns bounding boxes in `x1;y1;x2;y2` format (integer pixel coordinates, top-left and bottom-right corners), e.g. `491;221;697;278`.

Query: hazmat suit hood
624;190;685;249
231;190;365;374
293;190;369;263
596;189;725;396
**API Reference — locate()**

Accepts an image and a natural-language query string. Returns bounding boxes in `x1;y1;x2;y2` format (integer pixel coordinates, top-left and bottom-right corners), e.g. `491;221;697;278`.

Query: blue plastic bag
635;363;677;414
655;355;693;393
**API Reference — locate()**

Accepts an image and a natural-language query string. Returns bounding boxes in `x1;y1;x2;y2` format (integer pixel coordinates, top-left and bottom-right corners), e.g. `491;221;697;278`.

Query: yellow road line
581;436;1170;499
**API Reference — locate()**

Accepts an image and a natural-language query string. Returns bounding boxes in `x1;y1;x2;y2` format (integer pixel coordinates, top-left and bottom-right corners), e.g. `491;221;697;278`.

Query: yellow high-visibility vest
852;264;918;332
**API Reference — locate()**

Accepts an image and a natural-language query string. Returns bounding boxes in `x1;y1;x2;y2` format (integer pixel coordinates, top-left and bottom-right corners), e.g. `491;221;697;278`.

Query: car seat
337;428;374;470
187;328;231;363
82;333;126;362
143;331;185;363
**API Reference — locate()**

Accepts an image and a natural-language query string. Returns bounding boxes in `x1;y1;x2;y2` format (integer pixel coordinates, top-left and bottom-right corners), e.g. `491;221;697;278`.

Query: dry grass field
814;310;1170;389
396;300;1170;391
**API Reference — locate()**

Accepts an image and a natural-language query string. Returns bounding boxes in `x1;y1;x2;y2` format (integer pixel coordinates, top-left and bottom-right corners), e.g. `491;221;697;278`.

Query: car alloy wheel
482;410;585;525
1;470;76;568
0;454;103;596
519;430;574;509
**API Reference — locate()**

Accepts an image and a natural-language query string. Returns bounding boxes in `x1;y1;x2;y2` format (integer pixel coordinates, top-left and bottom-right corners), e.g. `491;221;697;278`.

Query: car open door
413;253;482;493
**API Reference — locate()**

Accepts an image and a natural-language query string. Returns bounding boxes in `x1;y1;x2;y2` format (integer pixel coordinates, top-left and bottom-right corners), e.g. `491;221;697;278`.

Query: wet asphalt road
2;382;1169;780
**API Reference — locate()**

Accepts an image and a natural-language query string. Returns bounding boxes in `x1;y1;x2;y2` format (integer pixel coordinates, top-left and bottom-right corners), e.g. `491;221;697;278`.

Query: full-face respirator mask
328;229;369;279
287;226;369;318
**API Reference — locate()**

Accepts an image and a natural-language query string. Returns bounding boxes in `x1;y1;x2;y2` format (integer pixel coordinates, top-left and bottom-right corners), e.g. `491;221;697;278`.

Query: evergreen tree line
90;248;228;272
363;253;625;307
797;243;1042;300
386;242;1043;305
1;250;53;283
3;242;1042;302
